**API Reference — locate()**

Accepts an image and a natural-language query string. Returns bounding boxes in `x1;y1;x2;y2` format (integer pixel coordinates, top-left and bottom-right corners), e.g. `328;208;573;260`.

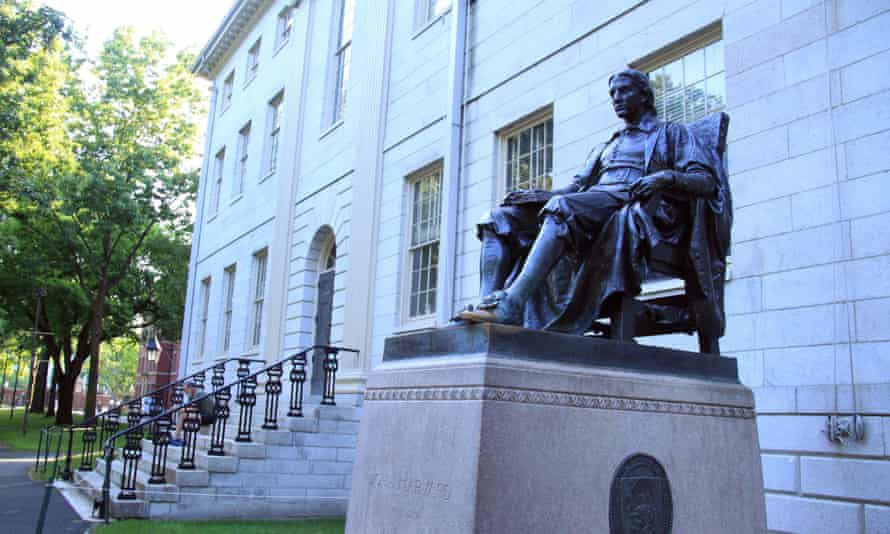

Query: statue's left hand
630;171;673;199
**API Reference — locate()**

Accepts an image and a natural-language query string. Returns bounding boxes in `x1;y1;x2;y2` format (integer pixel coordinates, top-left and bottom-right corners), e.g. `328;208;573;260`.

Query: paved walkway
0;447;92;534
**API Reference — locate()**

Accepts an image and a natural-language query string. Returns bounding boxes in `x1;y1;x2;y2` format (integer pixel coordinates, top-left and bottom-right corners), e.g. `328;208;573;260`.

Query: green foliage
0;8;205;421
99;337;138;401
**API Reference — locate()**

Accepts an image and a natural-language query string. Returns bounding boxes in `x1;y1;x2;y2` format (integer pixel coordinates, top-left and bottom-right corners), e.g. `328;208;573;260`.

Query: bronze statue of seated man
460;67;729;337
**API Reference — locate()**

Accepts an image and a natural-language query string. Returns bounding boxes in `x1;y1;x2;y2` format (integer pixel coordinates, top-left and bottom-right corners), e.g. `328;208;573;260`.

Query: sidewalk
0;446;92;533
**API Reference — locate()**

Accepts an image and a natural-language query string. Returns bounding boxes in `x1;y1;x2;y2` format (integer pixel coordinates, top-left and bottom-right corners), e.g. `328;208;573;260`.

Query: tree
99;337;138;402
0;25;203;423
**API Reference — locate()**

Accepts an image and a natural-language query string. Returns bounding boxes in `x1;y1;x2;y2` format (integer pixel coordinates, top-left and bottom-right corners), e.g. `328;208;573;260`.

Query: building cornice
191;0;279;78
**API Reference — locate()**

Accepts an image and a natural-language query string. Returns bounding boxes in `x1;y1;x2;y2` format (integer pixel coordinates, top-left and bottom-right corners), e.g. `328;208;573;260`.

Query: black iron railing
35;357;263;481
99;345;356;522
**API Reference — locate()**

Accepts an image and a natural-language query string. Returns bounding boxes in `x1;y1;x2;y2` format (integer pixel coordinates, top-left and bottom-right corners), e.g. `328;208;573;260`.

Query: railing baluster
321;348;339;406
287;352;307;418
148;415;171;484
211;363;225;391
62;428;74;480
208;386;231;456
118;401;143;500
262;364;283;430
235;374;257;442
78;426;97;471
178;403;201;470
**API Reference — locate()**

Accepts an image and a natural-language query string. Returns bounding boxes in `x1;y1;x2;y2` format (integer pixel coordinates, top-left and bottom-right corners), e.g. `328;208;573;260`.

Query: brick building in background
135;337;180;397
175;0;890;530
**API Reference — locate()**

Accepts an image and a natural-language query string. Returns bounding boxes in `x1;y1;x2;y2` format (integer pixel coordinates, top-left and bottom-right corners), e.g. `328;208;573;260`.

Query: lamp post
23;288;46;434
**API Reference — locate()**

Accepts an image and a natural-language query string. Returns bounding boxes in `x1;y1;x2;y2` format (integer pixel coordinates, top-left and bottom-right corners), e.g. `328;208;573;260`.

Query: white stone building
179;0;890;530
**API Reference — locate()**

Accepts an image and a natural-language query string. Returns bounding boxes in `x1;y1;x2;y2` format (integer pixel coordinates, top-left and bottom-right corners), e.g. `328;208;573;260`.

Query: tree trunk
55;372;76;425
29;348;48;412
84;290;106;419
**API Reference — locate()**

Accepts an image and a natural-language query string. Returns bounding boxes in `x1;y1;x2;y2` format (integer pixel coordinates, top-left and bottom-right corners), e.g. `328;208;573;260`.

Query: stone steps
69;402;361;520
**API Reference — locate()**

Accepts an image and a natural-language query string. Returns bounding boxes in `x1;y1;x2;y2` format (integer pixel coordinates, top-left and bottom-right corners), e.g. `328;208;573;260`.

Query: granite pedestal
346;324;766;533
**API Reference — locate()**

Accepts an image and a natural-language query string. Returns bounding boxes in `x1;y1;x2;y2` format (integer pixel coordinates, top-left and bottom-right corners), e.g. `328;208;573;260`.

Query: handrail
99;344;357;523
74;356;265;430
36;356;264;481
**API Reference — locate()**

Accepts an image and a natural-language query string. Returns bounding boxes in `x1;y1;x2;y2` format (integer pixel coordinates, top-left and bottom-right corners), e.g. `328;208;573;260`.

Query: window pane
687;80;707;121
706;72;726;112
684;48;705;85
340;0;355;46
705;41;724;77
649;38;725;124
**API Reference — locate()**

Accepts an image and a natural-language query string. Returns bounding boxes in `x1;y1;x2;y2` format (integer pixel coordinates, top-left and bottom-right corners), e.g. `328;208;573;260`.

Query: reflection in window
648;40;725;123
407;167;442;318
332;0;355;123
504;117;553;192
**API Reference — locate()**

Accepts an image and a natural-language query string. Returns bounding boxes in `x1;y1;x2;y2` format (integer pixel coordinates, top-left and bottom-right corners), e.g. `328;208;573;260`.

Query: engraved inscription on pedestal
609;454;673;534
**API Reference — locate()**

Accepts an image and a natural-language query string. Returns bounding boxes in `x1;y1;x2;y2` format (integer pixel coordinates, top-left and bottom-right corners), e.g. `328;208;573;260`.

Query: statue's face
609;76;647;121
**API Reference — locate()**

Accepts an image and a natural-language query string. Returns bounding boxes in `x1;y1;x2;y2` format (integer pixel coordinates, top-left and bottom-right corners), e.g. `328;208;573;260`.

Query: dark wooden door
311;270;335;394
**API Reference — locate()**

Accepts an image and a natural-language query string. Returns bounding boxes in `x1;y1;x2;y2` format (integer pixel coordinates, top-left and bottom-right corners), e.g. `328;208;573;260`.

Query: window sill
229;193;243;205
206;213;218;223
319;119;344;140
412;7;452;40
243;74;258;89
259;171;275;184
396;315;437;334
219;103;231;116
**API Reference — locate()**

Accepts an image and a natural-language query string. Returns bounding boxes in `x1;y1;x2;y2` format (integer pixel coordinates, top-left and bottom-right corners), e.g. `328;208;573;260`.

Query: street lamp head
145;337;160;362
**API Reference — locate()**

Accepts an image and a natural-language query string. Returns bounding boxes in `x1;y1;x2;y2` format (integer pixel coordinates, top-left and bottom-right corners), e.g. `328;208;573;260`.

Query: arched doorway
311;238;336;395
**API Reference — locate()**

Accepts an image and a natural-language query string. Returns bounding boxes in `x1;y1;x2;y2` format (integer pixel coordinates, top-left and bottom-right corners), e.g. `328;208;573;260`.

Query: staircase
71;402;361;519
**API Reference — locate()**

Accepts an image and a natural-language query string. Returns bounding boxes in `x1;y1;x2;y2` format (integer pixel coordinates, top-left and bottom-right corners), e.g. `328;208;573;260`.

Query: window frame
235;121;251;196
497;108;554;196
415;0;452;30
634;23;724;125
248;248;269;349
221;70;234;113
209;148;225;218
245;38;262;85
220;264;236;353
402;162;444;326
197;276;212;358
265;91;284;177
329;0;355;125
275;6;294;51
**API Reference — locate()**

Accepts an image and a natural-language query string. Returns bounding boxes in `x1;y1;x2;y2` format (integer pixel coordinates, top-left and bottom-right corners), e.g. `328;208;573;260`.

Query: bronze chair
604;112;731;354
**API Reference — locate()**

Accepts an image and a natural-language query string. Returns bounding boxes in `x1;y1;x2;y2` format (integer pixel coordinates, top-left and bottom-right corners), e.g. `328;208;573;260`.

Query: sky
41;0;235;56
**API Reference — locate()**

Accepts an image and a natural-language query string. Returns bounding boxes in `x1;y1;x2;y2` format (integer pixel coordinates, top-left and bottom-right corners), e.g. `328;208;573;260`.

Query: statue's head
608;67;657;121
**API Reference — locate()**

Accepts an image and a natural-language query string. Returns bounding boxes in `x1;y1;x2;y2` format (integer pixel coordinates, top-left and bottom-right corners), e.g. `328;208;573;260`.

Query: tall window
198;277;211;357
503;116;553;192
221;70;234;112
647;38;725;123
221;265;236;352
422;0;451;23
276;7;294;49
210;148;225;215
266;92;284;175
407;166;442;319
249;249;268;347
331;0;354;123
246;38;261;82
236;122;251;194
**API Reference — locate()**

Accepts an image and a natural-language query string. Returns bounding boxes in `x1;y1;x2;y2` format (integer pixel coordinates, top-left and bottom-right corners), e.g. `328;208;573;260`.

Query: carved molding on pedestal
364;385;754;419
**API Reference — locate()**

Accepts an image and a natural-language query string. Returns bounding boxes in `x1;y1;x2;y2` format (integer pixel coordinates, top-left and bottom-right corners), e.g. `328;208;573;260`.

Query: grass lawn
94;519;346;534
0;407;64;451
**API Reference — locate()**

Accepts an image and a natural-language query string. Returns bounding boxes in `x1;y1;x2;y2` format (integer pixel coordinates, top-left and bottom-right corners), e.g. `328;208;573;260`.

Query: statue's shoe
457;295;522;325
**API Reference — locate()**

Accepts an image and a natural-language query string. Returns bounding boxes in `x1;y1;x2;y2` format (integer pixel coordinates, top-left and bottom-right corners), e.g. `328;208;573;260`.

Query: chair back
687;112;729;157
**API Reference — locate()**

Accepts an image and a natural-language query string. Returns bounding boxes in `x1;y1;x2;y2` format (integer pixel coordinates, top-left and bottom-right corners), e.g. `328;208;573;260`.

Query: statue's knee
544;195;564;211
